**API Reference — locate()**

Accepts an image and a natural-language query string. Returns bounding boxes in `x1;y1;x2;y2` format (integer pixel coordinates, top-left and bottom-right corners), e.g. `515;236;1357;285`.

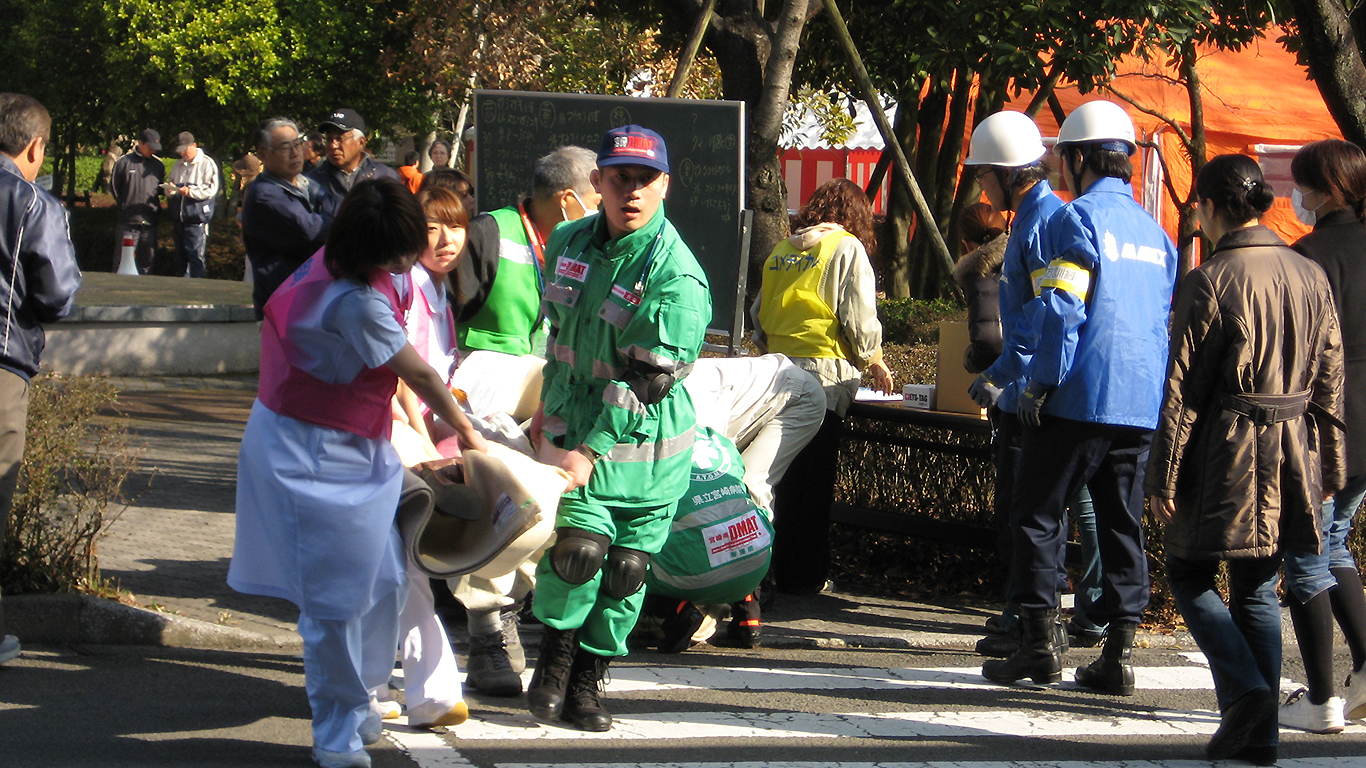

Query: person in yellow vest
750;178;893;593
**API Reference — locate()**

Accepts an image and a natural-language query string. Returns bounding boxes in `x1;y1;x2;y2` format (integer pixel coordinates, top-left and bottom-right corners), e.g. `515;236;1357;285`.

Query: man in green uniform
456;146;600;357
526;125;710;732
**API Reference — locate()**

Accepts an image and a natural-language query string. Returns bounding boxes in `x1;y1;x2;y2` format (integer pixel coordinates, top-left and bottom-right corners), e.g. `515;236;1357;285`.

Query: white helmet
964;111;1047;167
1055;100;1137;155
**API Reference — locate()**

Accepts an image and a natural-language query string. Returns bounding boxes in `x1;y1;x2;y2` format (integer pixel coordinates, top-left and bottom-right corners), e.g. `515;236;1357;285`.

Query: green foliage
1;375;141;596
877;297;962;345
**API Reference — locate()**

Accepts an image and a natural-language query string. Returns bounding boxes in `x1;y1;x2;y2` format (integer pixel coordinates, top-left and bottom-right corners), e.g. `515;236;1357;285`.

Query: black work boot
1075;619;1136;695
981;606;1063;684
726;590;762;648
527;626;577;720
658;599;706;654
561;648;613;732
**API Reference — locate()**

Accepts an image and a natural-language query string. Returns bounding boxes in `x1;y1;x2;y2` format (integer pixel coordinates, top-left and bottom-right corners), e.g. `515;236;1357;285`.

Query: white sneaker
372;698;401;720
407;699;468;728
1346;662;1366;721
0;635;19;664
1278;687;1345;733
311;746;371;768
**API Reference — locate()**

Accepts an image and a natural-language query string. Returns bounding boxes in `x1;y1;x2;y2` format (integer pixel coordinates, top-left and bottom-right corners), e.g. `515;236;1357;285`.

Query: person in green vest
455;146;600;358
525;125;710;733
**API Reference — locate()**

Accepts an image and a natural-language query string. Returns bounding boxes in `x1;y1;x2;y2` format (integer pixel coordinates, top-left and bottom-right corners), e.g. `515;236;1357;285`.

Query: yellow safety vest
757;231;854;360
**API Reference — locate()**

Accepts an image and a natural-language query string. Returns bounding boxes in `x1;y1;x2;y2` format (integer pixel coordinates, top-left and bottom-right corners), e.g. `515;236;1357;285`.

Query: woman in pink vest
228;178;487;768
394;186;467;449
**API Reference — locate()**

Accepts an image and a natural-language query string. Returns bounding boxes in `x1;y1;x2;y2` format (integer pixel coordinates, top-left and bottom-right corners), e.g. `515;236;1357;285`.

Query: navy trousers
174;220;209;278
1009;416;1151;623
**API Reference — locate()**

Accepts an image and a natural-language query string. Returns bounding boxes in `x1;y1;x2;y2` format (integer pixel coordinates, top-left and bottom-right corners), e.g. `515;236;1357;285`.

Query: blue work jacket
1029;176;1177;429
983;180;1064;413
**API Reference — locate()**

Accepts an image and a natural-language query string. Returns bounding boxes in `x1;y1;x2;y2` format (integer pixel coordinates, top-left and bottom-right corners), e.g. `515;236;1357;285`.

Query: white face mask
566;189;597;221
1292;187;1322;227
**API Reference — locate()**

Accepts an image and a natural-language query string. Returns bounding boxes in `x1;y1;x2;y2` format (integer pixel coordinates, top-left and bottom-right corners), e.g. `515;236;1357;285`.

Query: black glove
967;375;1003;409
1017;381;1051;427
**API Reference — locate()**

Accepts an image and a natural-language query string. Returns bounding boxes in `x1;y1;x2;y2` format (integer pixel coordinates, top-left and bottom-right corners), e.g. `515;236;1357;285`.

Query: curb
3;594;301;651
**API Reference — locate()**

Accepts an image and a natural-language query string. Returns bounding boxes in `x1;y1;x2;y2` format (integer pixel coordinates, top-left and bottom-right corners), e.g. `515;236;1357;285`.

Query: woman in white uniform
228;178;487;768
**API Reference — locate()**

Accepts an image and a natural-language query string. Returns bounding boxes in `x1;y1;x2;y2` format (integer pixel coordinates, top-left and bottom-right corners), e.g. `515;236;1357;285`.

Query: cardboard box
936;320;985;416
902;384;936;410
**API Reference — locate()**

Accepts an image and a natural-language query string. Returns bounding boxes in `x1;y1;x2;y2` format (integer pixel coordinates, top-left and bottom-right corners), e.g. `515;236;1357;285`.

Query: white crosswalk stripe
383;661;1363;767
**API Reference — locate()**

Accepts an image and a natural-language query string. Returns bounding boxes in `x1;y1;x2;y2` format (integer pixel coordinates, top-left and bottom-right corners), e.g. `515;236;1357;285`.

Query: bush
877;297;963;346
0;375;141;595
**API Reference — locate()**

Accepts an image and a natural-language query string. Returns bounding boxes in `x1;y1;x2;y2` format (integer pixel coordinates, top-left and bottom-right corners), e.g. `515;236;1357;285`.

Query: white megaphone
117;235;139;275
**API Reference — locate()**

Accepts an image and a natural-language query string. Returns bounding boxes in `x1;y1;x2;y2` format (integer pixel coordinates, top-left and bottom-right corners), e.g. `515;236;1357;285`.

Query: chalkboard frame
470;90;748;345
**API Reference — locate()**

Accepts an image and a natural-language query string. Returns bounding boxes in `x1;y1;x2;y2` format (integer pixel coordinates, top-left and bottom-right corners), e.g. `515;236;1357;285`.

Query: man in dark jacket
110;128;163;274
0;93;83;665
305;108;396;212
242;117;333;318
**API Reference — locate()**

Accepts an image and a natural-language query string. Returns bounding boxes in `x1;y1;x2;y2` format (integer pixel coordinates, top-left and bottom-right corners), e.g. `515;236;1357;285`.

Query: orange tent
1005;32;1344;250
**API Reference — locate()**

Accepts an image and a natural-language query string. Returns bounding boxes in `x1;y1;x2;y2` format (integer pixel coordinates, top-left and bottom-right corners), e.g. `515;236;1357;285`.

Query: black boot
1075;619;1136;695
716;590;762;649
982;606;1062;684
561;648;613;732
527;626;577;721
975;625;1020;658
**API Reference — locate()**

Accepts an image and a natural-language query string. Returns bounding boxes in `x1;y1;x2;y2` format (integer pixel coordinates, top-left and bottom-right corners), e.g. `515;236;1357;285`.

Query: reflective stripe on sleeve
621;344;688;374
603;381;648;415
605;427;696;463
1040;259;1091;300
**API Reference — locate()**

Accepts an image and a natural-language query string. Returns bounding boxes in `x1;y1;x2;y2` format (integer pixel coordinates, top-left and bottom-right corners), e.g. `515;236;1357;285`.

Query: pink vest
403;271;458;417
259;249;406;439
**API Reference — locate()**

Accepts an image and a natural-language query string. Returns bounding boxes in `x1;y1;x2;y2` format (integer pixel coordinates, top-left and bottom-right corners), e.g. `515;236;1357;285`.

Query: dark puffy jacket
1147;226;1345;560
241;170;332;318
0;156;82;379
951;233;1006;373
109;151;164;224
306;155;397;215
1294;208;1366;478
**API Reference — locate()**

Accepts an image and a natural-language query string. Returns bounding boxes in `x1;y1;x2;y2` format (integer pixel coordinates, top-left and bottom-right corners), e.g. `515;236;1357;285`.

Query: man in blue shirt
962;111;1065;658
983;101;1177;696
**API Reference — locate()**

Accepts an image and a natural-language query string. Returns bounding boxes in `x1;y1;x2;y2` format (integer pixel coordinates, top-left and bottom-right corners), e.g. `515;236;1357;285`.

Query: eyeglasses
326;132;357;146
974;169;995;183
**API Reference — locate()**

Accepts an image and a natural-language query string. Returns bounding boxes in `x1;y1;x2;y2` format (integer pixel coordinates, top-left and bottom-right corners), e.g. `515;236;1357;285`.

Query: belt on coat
1219;390;1345;431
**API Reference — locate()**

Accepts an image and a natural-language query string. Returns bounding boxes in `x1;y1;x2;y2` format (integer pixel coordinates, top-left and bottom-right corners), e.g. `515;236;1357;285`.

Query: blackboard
471;90;747;337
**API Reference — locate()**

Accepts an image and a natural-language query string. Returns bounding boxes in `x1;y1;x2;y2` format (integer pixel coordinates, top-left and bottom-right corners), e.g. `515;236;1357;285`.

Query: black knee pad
549;528;610;585
601;547;650;599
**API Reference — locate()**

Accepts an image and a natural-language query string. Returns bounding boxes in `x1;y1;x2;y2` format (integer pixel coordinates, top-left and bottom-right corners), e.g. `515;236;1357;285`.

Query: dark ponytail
1195;154;1275;224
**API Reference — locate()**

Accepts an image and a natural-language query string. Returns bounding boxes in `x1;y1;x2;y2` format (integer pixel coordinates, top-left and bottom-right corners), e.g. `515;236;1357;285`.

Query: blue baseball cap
597;125;669;174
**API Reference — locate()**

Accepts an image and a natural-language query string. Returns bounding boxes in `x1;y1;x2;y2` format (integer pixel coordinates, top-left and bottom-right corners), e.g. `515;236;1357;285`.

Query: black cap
138;129;161;152
319;108;366;135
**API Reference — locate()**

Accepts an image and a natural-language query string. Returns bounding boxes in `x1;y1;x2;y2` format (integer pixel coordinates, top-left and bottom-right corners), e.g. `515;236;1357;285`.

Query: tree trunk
664;0;820;302
907;81;947;297
881;80;921;298
1287;0;1366;149
1178;41;1207;276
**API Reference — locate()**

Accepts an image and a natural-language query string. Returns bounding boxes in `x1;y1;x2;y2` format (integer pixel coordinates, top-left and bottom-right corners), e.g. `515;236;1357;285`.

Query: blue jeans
1167;554;1281;748
1070;485;1107;635
1284;474;1366;603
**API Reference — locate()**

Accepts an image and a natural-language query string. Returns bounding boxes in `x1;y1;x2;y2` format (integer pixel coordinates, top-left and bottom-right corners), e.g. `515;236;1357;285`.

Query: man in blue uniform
962;111;1065;657
982;101;1177;695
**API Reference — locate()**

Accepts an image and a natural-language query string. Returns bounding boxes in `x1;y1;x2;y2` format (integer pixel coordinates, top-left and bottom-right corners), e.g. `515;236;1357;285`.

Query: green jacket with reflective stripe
541;204;710;506
646;428;773;604
458;206;544;356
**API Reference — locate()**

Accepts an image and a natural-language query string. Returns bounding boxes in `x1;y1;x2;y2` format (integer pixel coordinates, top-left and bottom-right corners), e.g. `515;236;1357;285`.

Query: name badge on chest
555;255;591;283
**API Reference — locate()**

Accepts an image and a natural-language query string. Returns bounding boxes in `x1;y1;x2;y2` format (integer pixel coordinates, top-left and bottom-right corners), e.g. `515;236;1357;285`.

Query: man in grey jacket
110;128;164;274
166;131;219;278
0;93;83;665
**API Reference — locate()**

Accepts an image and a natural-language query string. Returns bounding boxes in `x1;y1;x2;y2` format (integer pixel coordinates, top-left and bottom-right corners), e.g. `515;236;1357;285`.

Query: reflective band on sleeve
1040;260;1091;300
1031;268;1047;297
602;381;648;415
606;428;696;463
621;344;687;374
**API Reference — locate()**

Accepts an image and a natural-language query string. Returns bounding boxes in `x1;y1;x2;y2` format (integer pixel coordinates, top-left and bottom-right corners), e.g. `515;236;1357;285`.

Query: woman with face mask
1279;139;1366;734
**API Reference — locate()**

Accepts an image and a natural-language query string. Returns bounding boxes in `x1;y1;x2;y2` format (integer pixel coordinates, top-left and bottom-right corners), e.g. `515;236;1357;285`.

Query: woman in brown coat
1146;154;1345;766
